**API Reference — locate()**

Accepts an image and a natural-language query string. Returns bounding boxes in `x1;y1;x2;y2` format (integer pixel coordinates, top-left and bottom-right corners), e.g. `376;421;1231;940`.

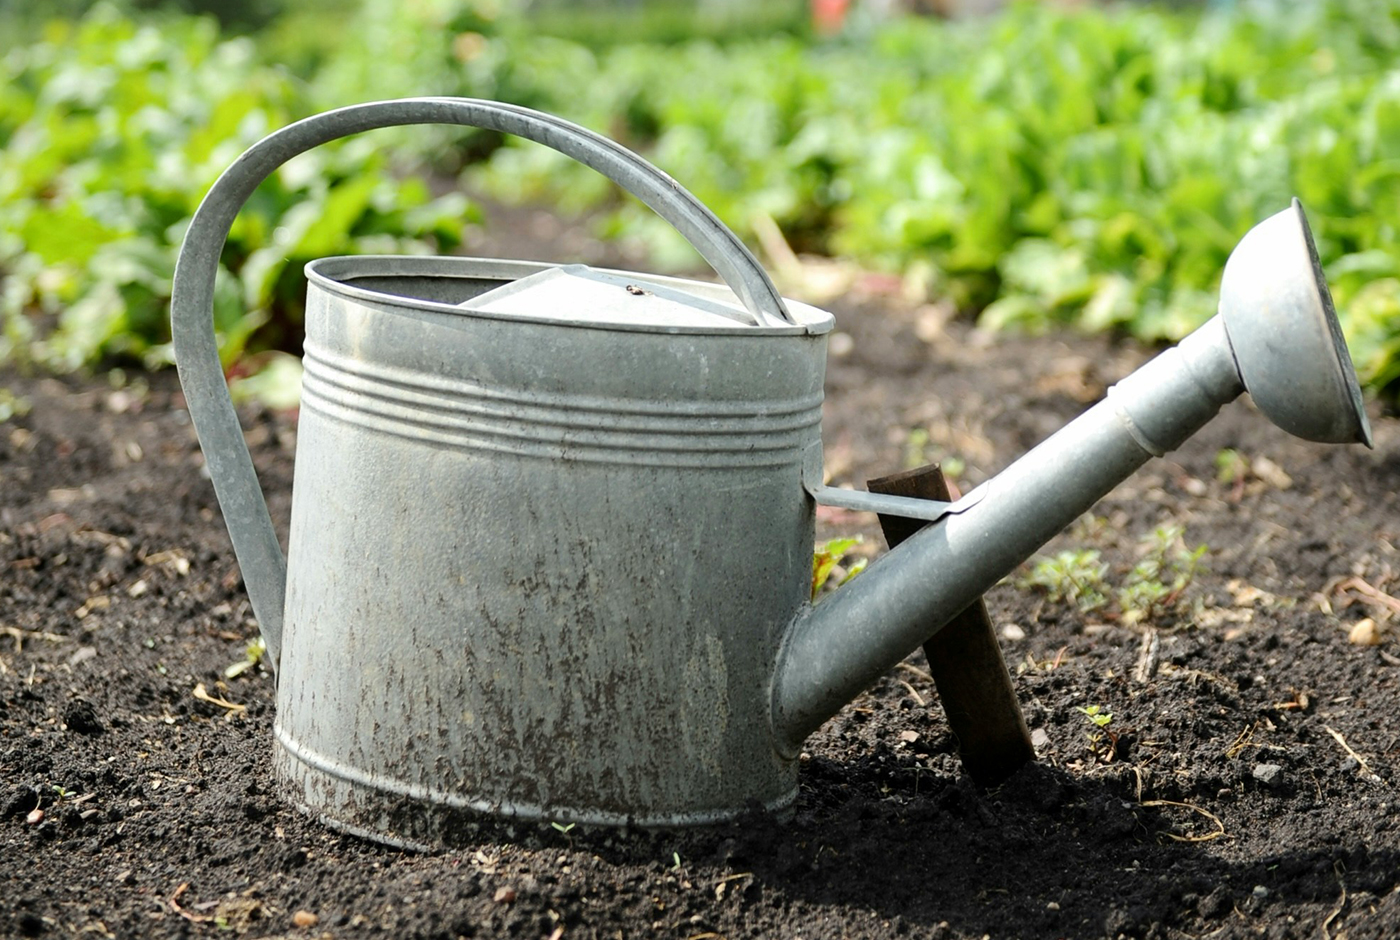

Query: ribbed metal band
299;341;823;467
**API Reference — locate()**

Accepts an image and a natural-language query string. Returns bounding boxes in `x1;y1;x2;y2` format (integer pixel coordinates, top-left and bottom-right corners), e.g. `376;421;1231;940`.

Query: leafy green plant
1078;704;1118;761
1118;525;1208;625
1079;704;1112;729
448;0;1400;397
811;536;868;601
1023;524;1206;625
11;0;1400;404
1214;448;1248;485
224;636;267;679
0;4;474;378
1020;549;1110;612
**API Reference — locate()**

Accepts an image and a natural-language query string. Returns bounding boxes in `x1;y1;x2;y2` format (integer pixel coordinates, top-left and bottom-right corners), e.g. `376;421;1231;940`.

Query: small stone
898;730;920;744
1030;728;1050;750
67;646;98;667
292;910;318;928
1252;885;1269;899
116;870;135;886
63;697;104;735
1349;618;1383;646
1000;623;1026;642
1251;456;1292;490
494;886;516;904
1046;901;1060;911
1252;763;1285;787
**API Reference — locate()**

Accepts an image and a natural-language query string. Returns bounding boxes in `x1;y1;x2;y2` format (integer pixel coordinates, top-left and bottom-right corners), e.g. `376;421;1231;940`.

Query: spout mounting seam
1106;385;1167;458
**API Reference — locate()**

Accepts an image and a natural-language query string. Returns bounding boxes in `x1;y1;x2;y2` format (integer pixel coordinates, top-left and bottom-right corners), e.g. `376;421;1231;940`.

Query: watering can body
279;256;830;834
173;99;1371;848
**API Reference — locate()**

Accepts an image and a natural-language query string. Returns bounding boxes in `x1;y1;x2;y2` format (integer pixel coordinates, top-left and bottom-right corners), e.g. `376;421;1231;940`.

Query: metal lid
459;264;771;330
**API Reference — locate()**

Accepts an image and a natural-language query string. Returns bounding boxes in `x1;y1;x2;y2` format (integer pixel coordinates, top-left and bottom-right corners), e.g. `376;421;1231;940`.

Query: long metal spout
771;316;1244;755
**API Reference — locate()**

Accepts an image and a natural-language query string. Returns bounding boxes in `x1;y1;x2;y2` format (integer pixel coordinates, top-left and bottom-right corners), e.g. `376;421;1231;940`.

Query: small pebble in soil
1349;618;1382;646
292;910;318;928
62;698;104;735
494;886;516;904
1000;623;1026;641
1252;886;1269;899
1252;763;1285;788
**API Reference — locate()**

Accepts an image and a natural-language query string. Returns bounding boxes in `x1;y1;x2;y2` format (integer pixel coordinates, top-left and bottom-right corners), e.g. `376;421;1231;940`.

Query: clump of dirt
3;294;1399;939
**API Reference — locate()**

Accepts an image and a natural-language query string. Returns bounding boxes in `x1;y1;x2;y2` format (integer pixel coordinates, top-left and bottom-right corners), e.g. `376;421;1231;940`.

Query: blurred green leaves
0;4;474;374
4;0;1400;402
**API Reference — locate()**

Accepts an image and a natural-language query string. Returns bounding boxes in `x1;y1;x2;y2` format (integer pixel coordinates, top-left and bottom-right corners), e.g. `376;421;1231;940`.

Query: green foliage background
3;0;1400;396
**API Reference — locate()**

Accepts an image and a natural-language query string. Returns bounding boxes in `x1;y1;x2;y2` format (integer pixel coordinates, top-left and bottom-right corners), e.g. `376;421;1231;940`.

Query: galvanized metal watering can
172;99;1372;847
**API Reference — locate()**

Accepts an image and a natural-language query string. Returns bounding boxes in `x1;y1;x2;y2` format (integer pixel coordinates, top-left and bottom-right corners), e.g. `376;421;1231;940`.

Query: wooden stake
868;464;1035;786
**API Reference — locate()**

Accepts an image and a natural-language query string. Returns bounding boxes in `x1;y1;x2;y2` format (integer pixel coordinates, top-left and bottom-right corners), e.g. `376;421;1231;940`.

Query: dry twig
1327;576;1400;619
192;682;246;717
895;662;933;683
1133;629;1160;684
896;679;926;707
1324;725;1388;785
168;883;213;923
2;625;68;653
1140;799;1226;843
1322;860;1347;940
1225;722;1258;759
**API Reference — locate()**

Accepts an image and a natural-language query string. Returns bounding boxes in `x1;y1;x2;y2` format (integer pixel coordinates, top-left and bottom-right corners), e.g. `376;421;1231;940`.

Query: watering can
172;99;1371;847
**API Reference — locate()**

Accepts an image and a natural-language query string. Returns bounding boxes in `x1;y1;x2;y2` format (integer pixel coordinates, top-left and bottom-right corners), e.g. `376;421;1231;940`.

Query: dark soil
4;284;1400;940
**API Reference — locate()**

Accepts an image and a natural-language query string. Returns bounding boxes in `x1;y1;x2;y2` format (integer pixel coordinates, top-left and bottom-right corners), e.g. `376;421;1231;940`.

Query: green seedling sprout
1119;525;1207;626
812;536;868;600
225;636;267;679
1019;549;1109;611
1214;448;1248;484
1078;705;1118;761
1021;524;1206;625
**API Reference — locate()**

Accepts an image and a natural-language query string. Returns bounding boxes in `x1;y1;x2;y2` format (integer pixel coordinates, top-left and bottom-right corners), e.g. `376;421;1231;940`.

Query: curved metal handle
171;97;792;672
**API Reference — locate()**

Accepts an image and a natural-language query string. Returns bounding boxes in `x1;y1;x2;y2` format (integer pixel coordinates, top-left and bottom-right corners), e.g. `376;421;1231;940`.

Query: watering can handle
171;97;792;671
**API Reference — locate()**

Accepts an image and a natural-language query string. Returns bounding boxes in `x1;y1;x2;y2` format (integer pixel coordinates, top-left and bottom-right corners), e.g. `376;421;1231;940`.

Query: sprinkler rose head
1219;198;1372;447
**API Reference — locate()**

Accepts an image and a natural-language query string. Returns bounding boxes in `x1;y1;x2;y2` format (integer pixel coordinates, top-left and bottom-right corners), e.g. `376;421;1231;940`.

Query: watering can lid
459;264;801;331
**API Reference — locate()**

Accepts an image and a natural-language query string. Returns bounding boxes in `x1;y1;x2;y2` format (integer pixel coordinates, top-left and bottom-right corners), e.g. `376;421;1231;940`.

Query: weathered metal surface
170;98;804;674
868;465;1034;787
172;97;1373;846
277;255;829;832
771;317;1246;752
1219;199;1372;447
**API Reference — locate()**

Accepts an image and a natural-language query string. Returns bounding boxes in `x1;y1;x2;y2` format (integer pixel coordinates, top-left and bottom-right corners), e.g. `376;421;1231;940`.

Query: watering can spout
771;199;1371;755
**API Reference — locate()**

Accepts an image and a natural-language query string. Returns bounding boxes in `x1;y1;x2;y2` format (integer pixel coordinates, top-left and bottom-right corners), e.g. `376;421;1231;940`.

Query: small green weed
1020;549;1109;612
1118;525;1208;626
1077;704;1118;761
225;636;267;679
1214;448;1248;485
550;820;576;846
812;536;867;601
1021;524;1207;625
0;388;31;421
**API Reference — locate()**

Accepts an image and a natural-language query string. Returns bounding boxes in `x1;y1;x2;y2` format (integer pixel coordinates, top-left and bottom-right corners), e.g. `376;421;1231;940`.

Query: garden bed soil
3;282;1400;939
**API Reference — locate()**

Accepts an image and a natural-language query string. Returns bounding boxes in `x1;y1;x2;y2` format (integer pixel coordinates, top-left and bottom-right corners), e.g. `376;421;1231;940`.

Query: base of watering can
272;730;799;849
